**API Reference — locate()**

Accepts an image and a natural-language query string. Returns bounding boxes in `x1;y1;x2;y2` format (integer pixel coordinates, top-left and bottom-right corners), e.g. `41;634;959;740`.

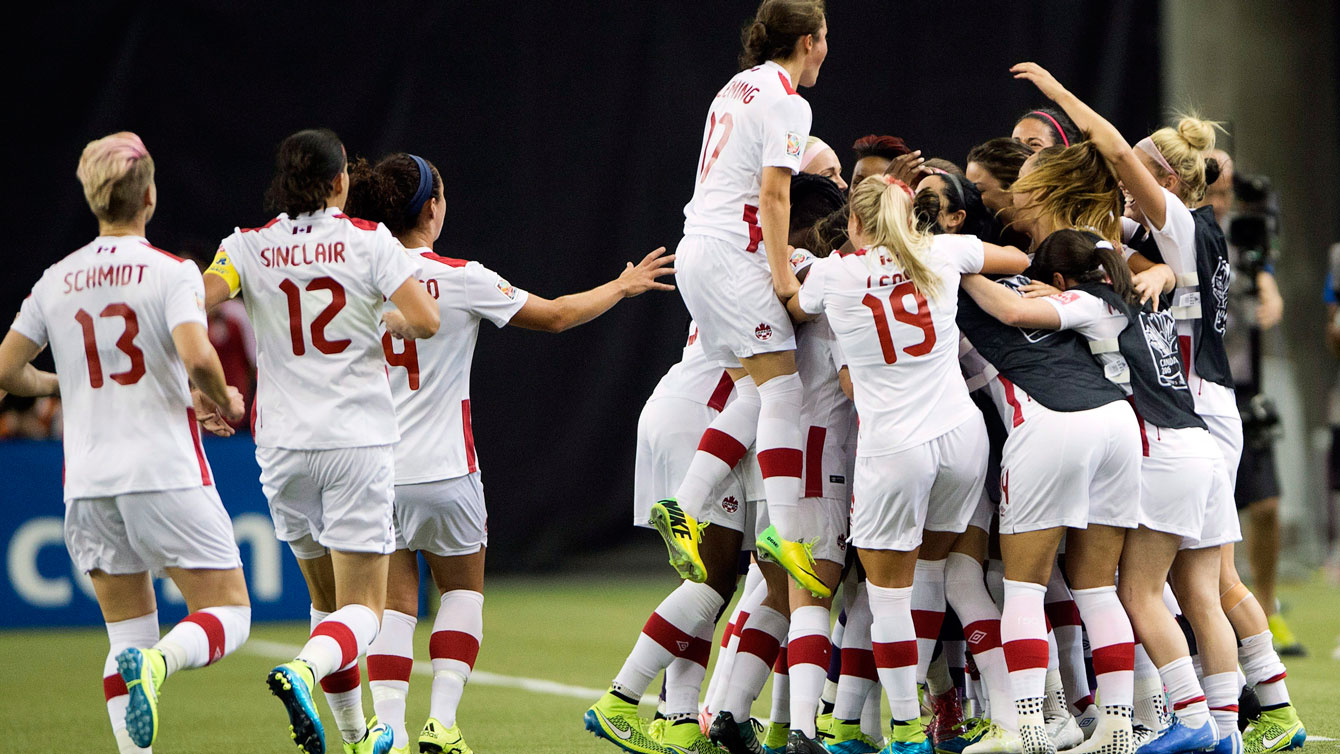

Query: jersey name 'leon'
64;264;149;293
260;242;346;268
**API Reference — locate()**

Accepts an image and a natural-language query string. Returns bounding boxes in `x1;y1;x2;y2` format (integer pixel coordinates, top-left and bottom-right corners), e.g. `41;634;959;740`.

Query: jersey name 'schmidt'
260;242;346;268
63;264;150;293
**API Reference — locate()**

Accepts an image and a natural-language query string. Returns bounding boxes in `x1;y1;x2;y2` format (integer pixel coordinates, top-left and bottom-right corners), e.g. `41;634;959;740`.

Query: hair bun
1176;116;1217;152
1203;156;1221;186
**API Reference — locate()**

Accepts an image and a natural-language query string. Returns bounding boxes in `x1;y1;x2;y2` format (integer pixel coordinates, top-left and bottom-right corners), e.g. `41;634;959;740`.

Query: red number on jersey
860;283;938;364
75;304;147;388
381;331;420;390
698;112;735;182
279;276;352;356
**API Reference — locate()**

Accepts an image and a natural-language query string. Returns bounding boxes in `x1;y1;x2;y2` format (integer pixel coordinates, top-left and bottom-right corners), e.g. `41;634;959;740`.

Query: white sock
368;609;417;749
299;604;380;680
912;559;947;685
707;572;766;714
787;605;831;737
1203;671;1240;739
613;581;722;701
1158;656;1211;730
665;618;713;717
104;613;160;753
1238;630;1290;707
1001;580;1049;708
770;638;790;726
946;553;1015;730
156;605;251;676
1132;643;1169;731
429;590;485;728
868;583;919;723
1072;586;1134;710
1044;568;1091;713
722;605;789;716
674;377;760;518
833;583;877;723
755;373;804;540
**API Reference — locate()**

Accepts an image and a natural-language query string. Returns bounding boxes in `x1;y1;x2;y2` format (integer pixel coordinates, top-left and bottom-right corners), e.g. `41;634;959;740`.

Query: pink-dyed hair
76;131;154;221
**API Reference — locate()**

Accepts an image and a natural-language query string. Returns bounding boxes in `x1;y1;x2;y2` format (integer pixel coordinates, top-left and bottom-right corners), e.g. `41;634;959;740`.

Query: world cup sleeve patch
1051;291;1080;305
786;132;802;157
496;278;517;299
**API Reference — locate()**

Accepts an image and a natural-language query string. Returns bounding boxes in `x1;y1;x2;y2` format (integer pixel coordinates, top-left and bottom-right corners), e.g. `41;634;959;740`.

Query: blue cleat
267;661;326;754
1205;731;1243;754
1134;719;1216;754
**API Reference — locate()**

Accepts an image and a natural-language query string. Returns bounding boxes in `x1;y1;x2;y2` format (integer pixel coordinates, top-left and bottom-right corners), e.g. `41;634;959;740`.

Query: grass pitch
2;573;1337;753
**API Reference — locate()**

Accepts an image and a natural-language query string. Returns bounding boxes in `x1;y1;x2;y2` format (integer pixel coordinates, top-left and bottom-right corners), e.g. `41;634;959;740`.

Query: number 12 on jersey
860;281;937;364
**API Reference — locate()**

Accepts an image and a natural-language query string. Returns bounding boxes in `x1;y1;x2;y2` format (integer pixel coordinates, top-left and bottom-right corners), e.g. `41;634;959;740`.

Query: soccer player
790;175;1029;753
650;0;830;604
0;132;252;753
337;153;673;754
204;129;440;754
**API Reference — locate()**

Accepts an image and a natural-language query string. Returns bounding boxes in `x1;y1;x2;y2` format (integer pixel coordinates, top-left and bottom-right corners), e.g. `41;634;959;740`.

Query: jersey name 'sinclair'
13;237;213;499
798;235;985;456
383;251;529;484
682;60;812;252
210;207;420;450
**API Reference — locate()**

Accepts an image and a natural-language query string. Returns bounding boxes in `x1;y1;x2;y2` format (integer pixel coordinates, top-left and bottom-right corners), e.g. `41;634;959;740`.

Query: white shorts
851;416;988;552
790;496;849;564
675;234;796;368
256;444;396;556
633;397;748;531
393;473;488;557
998;400;1142;534
1184;455;1242;550
967;488;994;533
1202;412;1245;485
64;486;242;575
1137;425;1220;542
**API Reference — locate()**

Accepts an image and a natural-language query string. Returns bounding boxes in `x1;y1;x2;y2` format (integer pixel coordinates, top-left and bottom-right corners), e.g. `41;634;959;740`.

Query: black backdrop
13;1;1159;571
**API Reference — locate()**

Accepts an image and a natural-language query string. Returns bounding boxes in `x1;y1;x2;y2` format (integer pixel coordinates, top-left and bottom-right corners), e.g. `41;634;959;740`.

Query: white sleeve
1146;188;1197;276
828;326;847;371
797;256;828;315
163;262;208;332
372;228;424;299
464;262;530;327
947;234;986;274
761;96;811;173
1044;290;1106;331
10;284;48;348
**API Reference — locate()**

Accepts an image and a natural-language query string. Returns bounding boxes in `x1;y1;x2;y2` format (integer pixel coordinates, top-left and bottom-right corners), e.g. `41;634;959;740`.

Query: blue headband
406;154;433;219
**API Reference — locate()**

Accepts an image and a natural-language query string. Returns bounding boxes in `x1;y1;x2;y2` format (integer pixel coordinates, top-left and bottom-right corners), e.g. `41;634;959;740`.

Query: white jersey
682;60;812;251
212;207;420;449
1127;190;1237;417
798;235;986;456
647;323;735;408
383;250;529;484
12;237;213;500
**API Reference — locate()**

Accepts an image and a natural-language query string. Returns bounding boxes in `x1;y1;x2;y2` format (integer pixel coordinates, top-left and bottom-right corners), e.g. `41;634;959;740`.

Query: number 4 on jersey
861;281;937;364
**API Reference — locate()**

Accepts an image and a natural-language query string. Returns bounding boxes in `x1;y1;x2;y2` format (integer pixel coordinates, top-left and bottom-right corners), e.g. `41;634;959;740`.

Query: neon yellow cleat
418;717;472;754
343;717;394;754
585;691;668;754
827;719;886;754
662;718;729;753
1267;613;1306;656
649;500;709;583
1244;704;1305;754
762;719;788;750
815;712;836;742
117;647;167;748
755;524;831;598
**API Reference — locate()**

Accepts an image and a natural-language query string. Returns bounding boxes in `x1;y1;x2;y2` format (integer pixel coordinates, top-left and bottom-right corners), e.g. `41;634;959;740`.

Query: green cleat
762;720;789;751
815;712;836;742
663;718;729;753
343;717;395;754
649;718;670;743
117;647;166;748
585;691;668;754
756;525;831;598
826;718;885;754
1244;705;1305;754
649;500;709;583
418;716;471;754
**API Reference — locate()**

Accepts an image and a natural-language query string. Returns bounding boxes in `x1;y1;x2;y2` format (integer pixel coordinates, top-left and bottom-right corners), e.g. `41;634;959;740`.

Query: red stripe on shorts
462;399;478;473
186;408;212;486
708;372;735;413
804;426;826;498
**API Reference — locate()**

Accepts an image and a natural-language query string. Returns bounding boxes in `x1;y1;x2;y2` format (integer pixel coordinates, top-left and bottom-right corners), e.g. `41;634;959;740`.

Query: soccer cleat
755;525;831;598
1129;727;1159;752
1266;615;1305;657
788;730;831;754
816;713;836;742
763;721;789;751
928;689;966;745
649;500;709;583
117;646;166;748
881;722;934;754
1132;718;1215;754
1242;705;1305;754
962;724;1025;754
663;719;730;754
1066;707;1133;754
826;718;885;754
586;692;668;754
650;718;670;744
417;717;472;754
709;711;766;754
267;661;325;754
344;718;396;754
937;718;993;754
1045;708;1083;751
1205;732;1242;754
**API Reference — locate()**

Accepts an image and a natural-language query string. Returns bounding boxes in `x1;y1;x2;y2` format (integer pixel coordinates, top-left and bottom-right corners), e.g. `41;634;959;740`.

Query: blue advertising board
1;436;310;627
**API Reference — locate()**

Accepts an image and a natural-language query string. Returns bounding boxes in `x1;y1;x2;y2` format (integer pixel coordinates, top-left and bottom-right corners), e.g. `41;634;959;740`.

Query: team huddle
0;1;1310;754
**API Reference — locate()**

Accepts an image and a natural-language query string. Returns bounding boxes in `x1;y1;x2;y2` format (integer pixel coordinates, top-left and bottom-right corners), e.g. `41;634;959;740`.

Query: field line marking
246;638;659;704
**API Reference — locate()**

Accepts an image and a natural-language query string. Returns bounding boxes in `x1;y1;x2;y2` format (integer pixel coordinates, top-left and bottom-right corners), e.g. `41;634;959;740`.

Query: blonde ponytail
1149;112;1226;204
849;175;941;299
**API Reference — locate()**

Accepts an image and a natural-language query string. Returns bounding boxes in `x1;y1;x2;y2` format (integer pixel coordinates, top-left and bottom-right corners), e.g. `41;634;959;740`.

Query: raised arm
1011;62;1169;230
961;274;1062;329
0;331;58;398
509;247;674;333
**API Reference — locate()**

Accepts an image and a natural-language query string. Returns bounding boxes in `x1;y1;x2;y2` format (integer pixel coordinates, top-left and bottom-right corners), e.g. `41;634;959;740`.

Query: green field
2;573;1337;754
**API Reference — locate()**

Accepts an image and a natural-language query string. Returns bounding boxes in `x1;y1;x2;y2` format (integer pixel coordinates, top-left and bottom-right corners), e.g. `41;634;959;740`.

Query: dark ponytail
1031;228;1140;306
344;153;443;237
1203;156;1222;187
739;0;826;70
266;128;346;216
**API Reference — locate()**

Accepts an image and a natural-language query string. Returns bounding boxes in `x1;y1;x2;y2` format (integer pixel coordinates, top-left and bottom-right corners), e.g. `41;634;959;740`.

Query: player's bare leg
1170;547;1246;750
1064;525;1135;754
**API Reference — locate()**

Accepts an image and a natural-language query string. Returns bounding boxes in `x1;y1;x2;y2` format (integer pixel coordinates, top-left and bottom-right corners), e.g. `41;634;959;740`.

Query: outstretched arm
1011;61;1169;230
509;247;675;333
